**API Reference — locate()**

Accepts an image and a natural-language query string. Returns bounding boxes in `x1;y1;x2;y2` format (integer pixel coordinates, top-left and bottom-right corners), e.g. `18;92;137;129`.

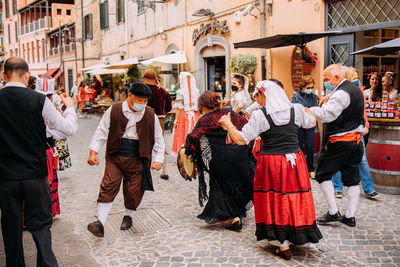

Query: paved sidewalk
1;116;400;266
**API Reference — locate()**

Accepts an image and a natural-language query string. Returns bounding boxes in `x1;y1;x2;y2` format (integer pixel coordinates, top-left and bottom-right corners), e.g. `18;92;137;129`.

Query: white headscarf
253;80;293;126
178;72;200;112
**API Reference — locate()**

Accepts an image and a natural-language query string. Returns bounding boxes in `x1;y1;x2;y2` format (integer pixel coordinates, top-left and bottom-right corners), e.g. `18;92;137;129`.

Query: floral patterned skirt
55;138;72;171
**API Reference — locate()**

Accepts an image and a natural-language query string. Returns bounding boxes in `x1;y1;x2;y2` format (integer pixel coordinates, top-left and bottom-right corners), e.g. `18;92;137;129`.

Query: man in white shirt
0;57;78;266
310;64;365;228
87;82;165;237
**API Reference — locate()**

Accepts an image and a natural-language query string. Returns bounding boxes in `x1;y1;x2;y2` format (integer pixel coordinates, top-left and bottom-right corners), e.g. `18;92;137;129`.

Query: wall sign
192;19;230;46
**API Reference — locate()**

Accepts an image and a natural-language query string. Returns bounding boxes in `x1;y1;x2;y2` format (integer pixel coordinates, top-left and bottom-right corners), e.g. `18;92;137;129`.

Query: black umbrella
234;31;341;51
351;37;400;56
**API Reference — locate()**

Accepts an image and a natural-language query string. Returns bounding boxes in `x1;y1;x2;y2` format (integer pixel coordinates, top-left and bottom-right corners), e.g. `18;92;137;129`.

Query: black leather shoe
317;211;341;224
225;219;242;231
87;220;104;237
160;174;169;180
339;215;356;227
120;216;132;230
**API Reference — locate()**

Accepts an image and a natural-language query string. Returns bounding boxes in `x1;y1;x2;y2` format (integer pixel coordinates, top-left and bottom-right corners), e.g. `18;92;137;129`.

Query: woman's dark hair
369;72;383;101
28;76;36;89
233;75;245;87
268;78;284;89
198;90;221;111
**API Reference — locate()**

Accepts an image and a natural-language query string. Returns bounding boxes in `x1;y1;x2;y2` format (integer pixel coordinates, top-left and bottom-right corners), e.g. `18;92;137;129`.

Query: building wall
51;3;75;27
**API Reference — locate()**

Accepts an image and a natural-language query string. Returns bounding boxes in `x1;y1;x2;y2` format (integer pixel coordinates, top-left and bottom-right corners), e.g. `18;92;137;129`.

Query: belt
118;139;139;157
328;132;361;144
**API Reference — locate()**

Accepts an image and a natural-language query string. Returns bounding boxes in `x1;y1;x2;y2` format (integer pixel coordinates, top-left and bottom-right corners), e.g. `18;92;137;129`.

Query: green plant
126;65;142;85
301;48;319;64
112;74;123;92
227;54;257;76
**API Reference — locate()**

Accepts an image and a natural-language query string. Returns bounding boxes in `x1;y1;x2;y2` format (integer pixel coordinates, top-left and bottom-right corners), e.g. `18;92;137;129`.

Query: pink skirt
172;110;199;154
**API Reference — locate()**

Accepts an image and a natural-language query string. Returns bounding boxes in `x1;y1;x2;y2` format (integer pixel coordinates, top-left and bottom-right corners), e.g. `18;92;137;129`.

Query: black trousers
0;177;58;267
315;141;363;187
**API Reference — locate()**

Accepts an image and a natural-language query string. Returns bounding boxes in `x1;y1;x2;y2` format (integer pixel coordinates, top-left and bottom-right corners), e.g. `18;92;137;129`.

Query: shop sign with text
192;20;230;45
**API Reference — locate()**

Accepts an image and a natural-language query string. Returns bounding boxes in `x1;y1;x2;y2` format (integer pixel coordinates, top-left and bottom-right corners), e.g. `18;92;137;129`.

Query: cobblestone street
1;116;400;266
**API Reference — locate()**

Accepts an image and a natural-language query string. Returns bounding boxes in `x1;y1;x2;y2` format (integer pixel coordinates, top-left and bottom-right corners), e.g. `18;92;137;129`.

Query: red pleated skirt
46;148;60;217
254;151;322;245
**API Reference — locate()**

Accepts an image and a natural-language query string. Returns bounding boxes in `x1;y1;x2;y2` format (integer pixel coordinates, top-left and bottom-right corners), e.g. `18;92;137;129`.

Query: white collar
4;82;27;88
122;100;145;115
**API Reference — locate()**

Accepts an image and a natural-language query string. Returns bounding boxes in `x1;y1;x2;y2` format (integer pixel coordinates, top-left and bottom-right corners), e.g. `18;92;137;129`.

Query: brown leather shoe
274;247;292;260
120;216;132;230
87;220;104;237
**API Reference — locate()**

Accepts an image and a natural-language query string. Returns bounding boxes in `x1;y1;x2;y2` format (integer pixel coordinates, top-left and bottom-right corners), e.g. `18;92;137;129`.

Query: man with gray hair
309;64;365;227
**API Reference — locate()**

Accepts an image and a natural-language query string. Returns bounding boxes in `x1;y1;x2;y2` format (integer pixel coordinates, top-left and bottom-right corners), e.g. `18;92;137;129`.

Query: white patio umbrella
87;68;127;75
80;63;109;71
104;57;139;69
140;51;187;66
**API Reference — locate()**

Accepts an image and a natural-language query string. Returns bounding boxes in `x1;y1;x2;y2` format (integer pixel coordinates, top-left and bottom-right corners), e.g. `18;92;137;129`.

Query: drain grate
88;209;172;239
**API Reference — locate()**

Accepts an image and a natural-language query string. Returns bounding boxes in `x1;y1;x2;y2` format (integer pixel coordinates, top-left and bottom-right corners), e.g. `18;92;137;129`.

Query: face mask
133;102;146;112
231;85;239;92
324;81;335;94
352;80;360;86
304;89;313;95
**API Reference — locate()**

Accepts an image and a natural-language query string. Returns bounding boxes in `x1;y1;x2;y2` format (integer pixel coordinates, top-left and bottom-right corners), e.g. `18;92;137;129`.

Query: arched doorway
195;34;230;98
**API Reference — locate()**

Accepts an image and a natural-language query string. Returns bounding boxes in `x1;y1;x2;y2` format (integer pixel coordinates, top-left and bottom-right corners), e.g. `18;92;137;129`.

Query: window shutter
116;0;120;23
89;14;93;38
105;0;109;29
99;3;104;29
121;0;125;22
15;22;18;42
83;16;87;39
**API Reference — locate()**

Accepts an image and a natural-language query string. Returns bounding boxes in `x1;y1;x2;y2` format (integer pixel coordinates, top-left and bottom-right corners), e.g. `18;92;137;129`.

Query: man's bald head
323;64;345;88
2;57;30;85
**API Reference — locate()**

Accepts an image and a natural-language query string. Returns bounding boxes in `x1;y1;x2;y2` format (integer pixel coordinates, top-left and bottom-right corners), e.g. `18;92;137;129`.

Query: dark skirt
197;129;255;222
254;151;322;245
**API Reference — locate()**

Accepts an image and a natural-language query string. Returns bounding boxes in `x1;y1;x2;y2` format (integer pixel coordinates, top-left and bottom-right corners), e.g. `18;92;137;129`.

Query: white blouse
231;90;251;113
239;104;315;145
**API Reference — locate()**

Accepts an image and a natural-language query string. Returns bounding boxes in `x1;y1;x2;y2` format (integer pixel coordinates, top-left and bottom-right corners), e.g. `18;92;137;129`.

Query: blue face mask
324;81;335;94
352;80;360;86
304;89;313;95
133;102;147;112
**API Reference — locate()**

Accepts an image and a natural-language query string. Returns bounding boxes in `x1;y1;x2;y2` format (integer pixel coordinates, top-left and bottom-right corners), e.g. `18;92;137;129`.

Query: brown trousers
97;155;144;210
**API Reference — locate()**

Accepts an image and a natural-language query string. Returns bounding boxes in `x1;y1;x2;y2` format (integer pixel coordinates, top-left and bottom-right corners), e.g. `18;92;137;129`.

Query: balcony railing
20;16;51;36
49;43;75;56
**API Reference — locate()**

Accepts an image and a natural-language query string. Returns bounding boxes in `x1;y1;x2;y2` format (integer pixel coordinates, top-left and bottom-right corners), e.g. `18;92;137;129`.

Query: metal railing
20;16;51;36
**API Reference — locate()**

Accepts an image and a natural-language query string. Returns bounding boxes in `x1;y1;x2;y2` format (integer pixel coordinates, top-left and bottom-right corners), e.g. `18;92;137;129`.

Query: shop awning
87;68;127;75
234;31;342;51
140;51;187;66
104;57;139;69
53;70;63;80
43;68;58;77
80;63;108;71
351;37;400;56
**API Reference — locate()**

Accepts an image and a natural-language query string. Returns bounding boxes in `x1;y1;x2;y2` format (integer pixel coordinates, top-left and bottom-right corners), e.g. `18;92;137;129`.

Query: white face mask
133;102;146;111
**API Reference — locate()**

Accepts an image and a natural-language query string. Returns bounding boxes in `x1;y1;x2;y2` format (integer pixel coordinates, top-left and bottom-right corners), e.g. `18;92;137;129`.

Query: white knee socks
125;208;134;217
97;202;113;225
320;181;339;215
345;185;360;218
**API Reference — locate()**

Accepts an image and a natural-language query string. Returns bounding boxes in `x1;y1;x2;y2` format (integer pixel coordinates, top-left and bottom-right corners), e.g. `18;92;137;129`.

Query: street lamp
192;9;214;17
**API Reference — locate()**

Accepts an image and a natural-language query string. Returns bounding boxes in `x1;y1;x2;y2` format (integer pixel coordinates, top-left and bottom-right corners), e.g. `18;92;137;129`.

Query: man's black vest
0;86;48;181
326;80;365;138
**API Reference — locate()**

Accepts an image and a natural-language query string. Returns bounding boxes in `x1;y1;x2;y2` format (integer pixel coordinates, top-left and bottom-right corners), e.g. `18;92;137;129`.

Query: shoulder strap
261;107;275;127
290;107;295;125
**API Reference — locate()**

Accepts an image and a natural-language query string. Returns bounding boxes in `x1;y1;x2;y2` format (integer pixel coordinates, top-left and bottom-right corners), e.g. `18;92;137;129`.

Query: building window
14;22;18;42
22;44;25;59
8;25;11;44
42;39;45;61
116;0;125;23
10;50;13;57
27;43;30;63
12;0;17;15
15;48;18;57
57;9;62;15
327;0;400;30
37;40;40;62
5;0;10;18
137;0;145;14
83;14;93;39
31;41;35;63
99;0;109;30
66;9;71;16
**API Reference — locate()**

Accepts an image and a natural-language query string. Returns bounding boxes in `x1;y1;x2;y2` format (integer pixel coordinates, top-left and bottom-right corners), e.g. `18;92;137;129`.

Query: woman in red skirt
219;80;322;260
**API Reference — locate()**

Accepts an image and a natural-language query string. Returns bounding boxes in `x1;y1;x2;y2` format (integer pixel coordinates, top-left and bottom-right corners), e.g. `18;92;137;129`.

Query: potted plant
299;47;319;74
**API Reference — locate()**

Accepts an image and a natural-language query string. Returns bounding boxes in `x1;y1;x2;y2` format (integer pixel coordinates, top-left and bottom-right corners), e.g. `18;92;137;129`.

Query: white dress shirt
239;104;315;145
89;101;165;163
5;82;78;137
245;101;262;115
310;79;365;137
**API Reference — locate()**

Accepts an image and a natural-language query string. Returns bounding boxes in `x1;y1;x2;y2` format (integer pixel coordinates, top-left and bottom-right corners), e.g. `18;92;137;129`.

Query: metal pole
80;0;85;68
260;0;266;80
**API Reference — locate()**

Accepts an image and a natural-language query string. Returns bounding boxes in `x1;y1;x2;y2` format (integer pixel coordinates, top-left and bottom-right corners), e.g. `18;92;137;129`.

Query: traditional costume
185;108;255;230
228;81;322;252
144;69;172;180
310;78;365;227
172;72;200;154
87;83;165;237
